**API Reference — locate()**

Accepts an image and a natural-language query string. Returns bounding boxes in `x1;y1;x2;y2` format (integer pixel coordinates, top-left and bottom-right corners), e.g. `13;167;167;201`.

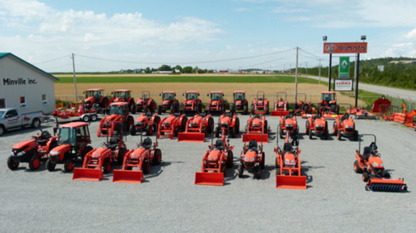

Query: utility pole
328;54;332;91
72;53;78;102
305;62;308;76
295;47;299;104
318;59;322;84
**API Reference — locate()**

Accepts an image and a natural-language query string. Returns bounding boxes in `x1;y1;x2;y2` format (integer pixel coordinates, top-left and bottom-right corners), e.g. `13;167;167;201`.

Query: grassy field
55;75;320;84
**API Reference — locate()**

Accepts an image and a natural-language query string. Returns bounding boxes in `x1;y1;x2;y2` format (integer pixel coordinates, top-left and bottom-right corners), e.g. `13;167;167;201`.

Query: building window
0;99;5;108
20;96;27;108
42;94;48;105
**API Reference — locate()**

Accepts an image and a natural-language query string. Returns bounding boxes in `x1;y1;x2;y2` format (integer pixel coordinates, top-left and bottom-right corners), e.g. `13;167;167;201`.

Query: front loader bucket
177;132;205;143
242;133;268;143
72;168;103;182
276;175;307;189
112;170;144;183
195;172;224;186
271;111;289;117
367;178;407;192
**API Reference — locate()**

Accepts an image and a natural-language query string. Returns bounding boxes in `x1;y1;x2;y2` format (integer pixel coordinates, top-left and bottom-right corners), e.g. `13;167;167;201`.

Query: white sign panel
335;79;353;91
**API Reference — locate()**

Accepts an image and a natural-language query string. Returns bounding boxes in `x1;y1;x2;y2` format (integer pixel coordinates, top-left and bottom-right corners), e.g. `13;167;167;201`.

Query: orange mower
347;107;378;120
238;133;265;179
214;111;240;138
230;91;248;115
177;112;214;143
136;91;157;113
353;134;407;192
251;91;270;115
242;115;268;143
157;110;188;139
333;112;359;141
278;114;299;141
182;91;203;115
97;102;135;138
83;88;109;112
271;92;289;116
157;91;179;114
113;125;162;184
73;122;127;181
195;132;234;186
129;112;160;136
110;89;136;114
274;133;306;189
206;91;226;115
305;113;329;140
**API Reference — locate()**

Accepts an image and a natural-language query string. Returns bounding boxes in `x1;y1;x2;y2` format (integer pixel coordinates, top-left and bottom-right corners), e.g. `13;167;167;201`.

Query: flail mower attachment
194;172;224;186
72;168;104;182
365;178;407;192
177;132;205;143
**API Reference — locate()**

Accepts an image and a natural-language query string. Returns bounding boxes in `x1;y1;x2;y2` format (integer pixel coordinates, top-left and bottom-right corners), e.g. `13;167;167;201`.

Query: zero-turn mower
305;113;329;140
238;132;265;179
130;112;161;136
230;91;248;115
136;91;157;113
157;91;179;114
242;115;268;143
251;91;270;115
177;112;214;142
271;92;290;116
110;89;136;114
97;102;135;137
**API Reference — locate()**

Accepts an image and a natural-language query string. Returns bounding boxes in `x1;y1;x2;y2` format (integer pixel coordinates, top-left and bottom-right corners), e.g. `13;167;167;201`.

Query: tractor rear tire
208;117;214;134
230;126;236;138
362;172;369;182
331;104;336;113
7;156;19;170
117;148;126;165
226;151;233;168
143;160;151;174
235;118;240;134
279;124;284;139
29;156;40;171
215;127;220;138
146;125;153;135
158;105;162;115
243;105;248;115
102;159;112;174
305;121;310;135
238;164;244;178
64;159;74;172
46;159;55;171
153;149;162;165
129;125;136;136
260;152;265;170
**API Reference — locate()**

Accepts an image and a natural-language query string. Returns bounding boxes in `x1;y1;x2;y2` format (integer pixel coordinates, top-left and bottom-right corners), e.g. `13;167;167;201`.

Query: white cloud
405;28;416;39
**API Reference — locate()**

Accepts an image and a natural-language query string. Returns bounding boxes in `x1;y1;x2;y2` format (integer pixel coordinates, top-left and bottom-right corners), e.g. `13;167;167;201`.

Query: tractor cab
57;123;90;148
142;91;151;102
321;91;336;104
162;92;176;101
113;90;131;100
185;92;199;100
209;92;224;101
109;103;129;116
234;92;245;101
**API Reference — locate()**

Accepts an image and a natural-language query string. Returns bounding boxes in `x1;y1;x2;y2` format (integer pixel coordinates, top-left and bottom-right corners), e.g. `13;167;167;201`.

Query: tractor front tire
362;172;369;182
64;159;74;172
235;118;240;134
354;160;363;173
129;125;136;136
243;105;248;115
102;159;112;174
153;149;162;165
226;151;233;168
46;159;55;171
238;164;244;178
7;156;19;170
29;156;41;171
143;160;151;174
158;105;162;115
117;148;126;165
279;124;284;139
260;152;265;170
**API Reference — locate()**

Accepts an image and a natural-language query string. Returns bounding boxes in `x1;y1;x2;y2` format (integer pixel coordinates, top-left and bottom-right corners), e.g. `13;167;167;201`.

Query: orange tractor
238;136;265;179
110;89;136;114
274;132;306;189
83;89;109;112
333;112;359;141
251;91;270;115
293;93;313;117
214;112;240;138
230;91;248;115
136;91;157;113
278;114;299;141
8;128;58;171
353;134;407;192
271;92;290;116
73;122;127;181
242;115;268;143
46;122;93;172
182;91;203;115
305;114;329;140
177;112;214;142
97;102;135;137
194;134;234;186
130;112;161;136
318;91;339;114
206;91;226;114
157;91;179;114
157;112;188;139
113;128;162;184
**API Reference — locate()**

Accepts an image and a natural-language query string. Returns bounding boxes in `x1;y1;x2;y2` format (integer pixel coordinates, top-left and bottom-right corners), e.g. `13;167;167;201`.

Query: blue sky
0;0;415;72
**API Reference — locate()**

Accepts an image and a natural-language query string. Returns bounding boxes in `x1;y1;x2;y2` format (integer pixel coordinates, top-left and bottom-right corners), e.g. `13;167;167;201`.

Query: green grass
56;75;320;84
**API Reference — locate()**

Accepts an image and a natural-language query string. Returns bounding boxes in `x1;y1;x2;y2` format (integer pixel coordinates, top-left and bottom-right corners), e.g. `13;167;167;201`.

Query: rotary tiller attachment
366;178;407;192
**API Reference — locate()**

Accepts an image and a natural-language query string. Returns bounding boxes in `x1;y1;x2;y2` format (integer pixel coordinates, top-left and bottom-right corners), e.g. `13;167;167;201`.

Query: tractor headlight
50;151;59;155
250;158;255;162
285;159;289;163
189;123;192;127
373;162;379;167
17;151;26;156
346;126;353;128
212;103;217;106
244;157;249;161
208;156;212;160
95;153;101;157
291;160;295;163
380;163;384;167
163;103;169;106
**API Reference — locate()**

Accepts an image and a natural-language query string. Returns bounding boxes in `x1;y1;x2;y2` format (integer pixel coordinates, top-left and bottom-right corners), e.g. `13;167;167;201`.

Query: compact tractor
46;122;93;172
318;91;339;114
206;91;226;114
333;113;359;141
238;136;265;179
214;112;240;138
305;114;329;140
230;91;248;115
83;89;109;112
7;129;57;171
274;133;306;189
194;134;234;186
353;134;407;192
177;112;214;142
157;91;179;114
113;128;162;184
136;91;157;113
293;93;313;117
73;122;128;181
110;89;136;114
242;115;268;143
97;102;135;137
182;91;203;115
130;112;161;136
251;91;270;115
271;92;290;116
157;112;188;139
278;114;299;141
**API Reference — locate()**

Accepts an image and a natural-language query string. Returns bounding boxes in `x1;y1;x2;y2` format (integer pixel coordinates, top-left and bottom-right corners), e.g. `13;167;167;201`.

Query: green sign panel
339;57;350;79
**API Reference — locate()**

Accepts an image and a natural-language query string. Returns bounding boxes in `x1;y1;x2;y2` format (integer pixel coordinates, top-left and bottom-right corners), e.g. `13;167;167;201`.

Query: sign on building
335;79;353;91
339;57;350;78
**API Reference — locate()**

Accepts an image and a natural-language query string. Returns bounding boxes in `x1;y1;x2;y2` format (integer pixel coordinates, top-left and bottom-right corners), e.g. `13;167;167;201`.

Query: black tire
117;148;126;165
303;105;309;113
101;97;109;109
154;116;161;132
0;125;5;136
146;125;152;135
152;149;162;165
230;126;236;138
235;118;240;134
324;121;329;140
251;105;254;114
129;125;136;136
333;121;338;135
142;160;151;174
383;172;391;179
170;103;175;113
7;155;19;170
354;130;359;141
260;152;265;170
309;127;312;139
279;124;284;139
131;102;137;114
82;146;93;161
243;105;248;115
238;164;244;178
29;156;41;171
181;117;187;132
317;104;322;113
31;118;41;128
102;159;112;174
305;121;310;135
91;115;98;121
226;151;233;168
64;159;74;172
208;117;214;134
157;105;162;115
336;105;340;114
215;127;220;138
174;127;179;137
82;115;89;122
354;160;363;173
362;172;369;182
46;158;55;171
264;120;268;133
230;104;235;114
330;104;336;113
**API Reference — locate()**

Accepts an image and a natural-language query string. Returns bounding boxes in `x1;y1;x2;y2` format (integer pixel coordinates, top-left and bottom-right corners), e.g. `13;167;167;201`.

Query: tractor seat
283;143;293;153
363;146;371;160
142;137;152;149
248;140;258;151
214;139;224;150
108;137;118;149
341;113;349;122
40;131;51;140
369;142;378;151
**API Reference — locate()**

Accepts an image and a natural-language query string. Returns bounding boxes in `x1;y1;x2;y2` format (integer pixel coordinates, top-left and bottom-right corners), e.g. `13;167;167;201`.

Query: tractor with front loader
177;112;214;142
278;114;299;141
238;133;265;179
83;88;109;112
110;89;136;114
251;91;270;115
230;91;248;115
182;91;203;115
305;113;329;140
271;92;290;116
97;102;135;137
353;134;407;192
206;91;226;114
157;112;188;139
157;91;179;114
136;91;157;113
214;112;240;138
242;115;268;143
130;112;161;136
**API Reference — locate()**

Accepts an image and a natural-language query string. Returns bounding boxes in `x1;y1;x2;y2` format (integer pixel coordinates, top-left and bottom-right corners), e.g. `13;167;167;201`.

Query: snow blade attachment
112;170;144;184
242;133;268;143
177;132;205;143
72;168;104;182
276;175;307;189
194;172;224;186
271;110;289;117
366;178;407;192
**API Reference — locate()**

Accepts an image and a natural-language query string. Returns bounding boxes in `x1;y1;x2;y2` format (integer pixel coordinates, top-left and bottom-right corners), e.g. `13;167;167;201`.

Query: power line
242;55;293;69
33;55;70;65
299;48;327;60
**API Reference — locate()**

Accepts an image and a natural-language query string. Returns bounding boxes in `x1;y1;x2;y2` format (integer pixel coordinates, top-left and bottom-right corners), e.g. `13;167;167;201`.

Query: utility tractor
182;91;203;115
293;93;313;117
251;91;270;115
130;112;161;136
230;91;248;115
73;122;128;181
353;134;407;192
207;91;226;114
333;112;359;141
242;115;268;143
215;112;240;138
238;135;265;179
158;91;179;114
97;102;135;137
136;91;157;113
83;89;109;112
177;112;214;143
46;122;93;172
110;89;136;114
278;114;299;141
157;112;188;139
271;92;289;116
305;113;329;140
318;91;339;114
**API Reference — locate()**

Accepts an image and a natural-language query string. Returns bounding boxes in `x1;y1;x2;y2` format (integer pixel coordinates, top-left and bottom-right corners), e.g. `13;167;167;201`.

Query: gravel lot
0;114;415;232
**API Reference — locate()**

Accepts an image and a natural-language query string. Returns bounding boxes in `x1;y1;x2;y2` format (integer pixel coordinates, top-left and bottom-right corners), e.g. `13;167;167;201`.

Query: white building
0;53;59;114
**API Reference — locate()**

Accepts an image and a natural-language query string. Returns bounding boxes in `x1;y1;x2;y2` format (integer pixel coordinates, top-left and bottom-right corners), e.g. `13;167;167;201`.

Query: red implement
194;172;224;186
177;132;205;143
271;110;290;117
72;168;103;182
276;175;307;189
112;170;144;184
242;133;268;143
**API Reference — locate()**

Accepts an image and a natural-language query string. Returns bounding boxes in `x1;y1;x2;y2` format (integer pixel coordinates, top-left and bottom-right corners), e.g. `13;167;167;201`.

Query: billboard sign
339;57;350;78
335;80;353;91
323;42;367;54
